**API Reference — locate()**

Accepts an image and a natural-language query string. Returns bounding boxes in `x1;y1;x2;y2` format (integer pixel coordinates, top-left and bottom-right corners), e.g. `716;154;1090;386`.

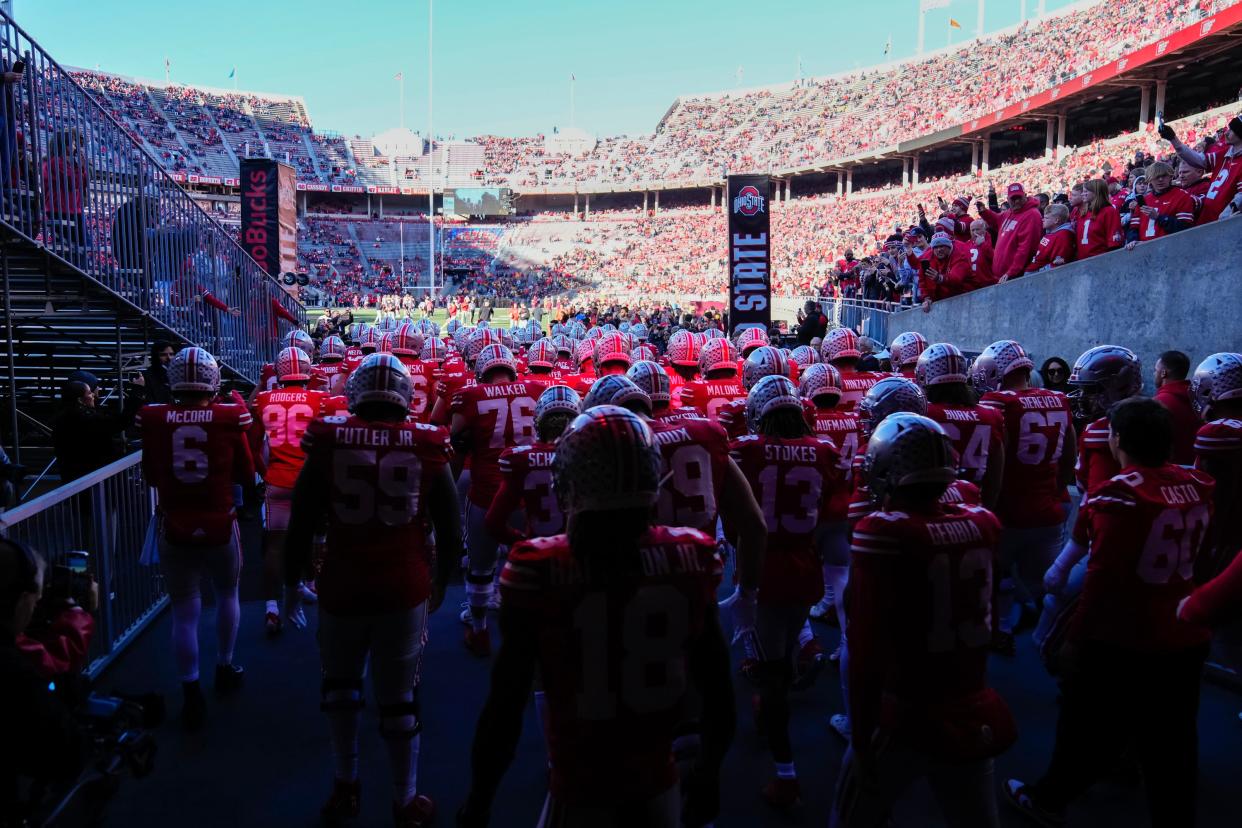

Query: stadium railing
818;297;896;345
0;452;164;679
0;10;303;382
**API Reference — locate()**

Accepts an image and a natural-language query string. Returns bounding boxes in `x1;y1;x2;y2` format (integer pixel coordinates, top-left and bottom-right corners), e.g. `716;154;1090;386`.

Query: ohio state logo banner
727;175;772;333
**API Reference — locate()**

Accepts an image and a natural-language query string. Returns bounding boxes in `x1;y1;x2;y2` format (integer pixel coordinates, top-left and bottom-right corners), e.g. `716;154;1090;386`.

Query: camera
43;551;94;609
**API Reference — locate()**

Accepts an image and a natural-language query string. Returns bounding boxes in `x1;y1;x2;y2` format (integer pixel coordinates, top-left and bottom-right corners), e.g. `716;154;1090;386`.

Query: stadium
2;0;1242;825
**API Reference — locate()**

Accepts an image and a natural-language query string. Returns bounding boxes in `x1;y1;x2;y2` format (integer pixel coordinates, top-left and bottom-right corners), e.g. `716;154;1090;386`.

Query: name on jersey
334;425;417;447
842;378;876;390
481;382;531;398
164;408;215;423
653;427;691;446
926;519;983;546
816;416;856;431
641;543;709;576
267;391;309;402
764;444;819;462
941;408;982;423
1159;484;1202;505
1018;394;1064;410
527;451;556;468
705;383;739;395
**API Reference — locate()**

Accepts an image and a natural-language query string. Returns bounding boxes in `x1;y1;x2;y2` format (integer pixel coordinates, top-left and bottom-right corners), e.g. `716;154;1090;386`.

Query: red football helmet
627;360;672;405
631;343;659;363
475;344;518;381
742;346;789;391
420;338;447;363
377;332;395;354
169;347;220;393
915;343;970;387
345;353;412;412
283;329;315;358
358;326;382;353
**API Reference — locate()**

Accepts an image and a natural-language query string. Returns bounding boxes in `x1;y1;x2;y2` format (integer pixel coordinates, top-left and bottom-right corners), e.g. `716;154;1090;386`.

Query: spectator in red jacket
1162;112;1242;224
982;182;1044;281
1026;204;1077;273
964;218;996;290
1153;350;1198;466
1075;179;1124;260
918;231;971;313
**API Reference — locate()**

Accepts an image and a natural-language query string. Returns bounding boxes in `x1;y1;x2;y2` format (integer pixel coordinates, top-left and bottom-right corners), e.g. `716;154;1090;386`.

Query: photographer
1;539;96;823
794;299;828;346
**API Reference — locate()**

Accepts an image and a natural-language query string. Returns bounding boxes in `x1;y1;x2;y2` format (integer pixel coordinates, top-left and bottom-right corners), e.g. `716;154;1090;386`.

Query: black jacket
52;388;144;482
142;364;172;405
795;311;828;346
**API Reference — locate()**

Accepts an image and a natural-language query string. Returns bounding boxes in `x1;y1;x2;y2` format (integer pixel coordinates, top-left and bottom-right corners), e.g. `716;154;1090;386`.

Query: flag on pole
884;35;892;55
228;67;235;78
394;72;404;81
949;18;962;29
570;73;576;81
164;57;170;71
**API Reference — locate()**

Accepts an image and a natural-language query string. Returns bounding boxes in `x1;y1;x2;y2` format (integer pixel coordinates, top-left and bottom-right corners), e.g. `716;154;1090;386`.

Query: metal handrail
1;450;165;678
0;8;305;384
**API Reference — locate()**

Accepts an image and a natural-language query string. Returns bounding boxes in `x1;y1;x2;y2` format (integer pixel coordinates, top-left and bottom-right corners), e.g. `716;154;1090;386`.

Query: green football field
306;307;520;328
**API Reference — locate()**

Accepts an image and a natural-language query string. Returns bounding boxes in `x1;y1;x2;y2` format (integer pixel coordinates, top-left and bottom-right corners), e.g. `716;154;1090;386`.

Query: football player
285;353;461;828
717;346;792;440
255;328;317;397
663;329;701;408
250;346;329;635
1006;399;1213;828
799;363;862;626
916;343;1006;508
136;348;254;730
833;414;1011;828
390;322;437;423
628;360;703;422
316;335;350;397
483;385;580;545
975;340;1076;655
450;344;546;656
679;338;745;422
888;331;928;379
457;406;735;828
821;328;888;411
1190;352;1242;577
729;375;843;810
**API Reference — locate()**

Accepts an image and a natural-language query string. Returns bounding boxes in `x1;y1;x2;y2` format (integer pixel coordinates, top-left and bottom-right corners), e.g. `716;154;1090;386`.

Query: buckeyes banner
726;175;772;334
240;158;297;281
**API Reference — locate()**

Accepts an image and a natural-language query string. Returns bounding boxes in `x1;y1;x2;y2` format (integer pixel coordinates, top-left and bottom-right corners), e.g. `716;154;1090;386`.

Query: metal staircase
0;9;305;480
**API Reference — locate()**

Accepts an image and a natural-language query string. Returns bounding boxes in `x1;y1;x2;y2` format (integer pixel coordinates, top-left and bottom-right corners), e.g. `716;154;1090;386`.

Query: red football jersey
137;403;254;546
316;360;350;397
980;388;1072;528
1074;416;1117;492
1198;147;1242;224
1071;464;1214;652
1074;205;1123;259
450;379;544;507
259;362;327;393
649;415;731;534
848;503;1002;715
730;434;843;605
431;365;474;425
678;377;746;422
837;371;890;412
252;387;328;489
847;457;982;523
394;355;437;423
810;405;863;522
498;527;722;805
927;402;1006;486
1130;187;1195;241
651;405;706;424
1194;417;1242;562
300;415;452;615
665;369;697;410
486;441;563;543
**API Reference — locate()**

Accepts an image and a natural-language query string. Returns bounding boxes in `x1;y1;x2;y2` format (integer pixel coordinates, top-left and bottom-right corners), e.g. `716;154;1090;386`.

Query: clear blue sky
17;0;1077;139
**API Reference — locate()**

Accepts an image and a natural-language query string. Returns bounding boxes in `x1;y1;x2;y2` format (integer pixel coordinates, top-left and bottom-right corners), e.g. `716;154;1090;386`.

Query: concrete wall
888;217;1242;391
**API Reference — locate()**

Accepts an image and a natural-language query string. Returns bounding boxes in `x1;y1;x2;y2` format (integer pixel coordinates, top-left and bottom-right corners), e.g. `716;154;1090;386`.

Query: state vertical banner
239;158;296;283
726;174;772;334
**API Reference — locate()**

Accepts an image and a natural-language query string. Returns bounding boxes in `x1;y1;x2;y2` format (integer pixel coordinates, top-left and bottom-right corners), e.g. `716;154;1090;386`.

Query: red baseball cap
1006;183;1026;198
